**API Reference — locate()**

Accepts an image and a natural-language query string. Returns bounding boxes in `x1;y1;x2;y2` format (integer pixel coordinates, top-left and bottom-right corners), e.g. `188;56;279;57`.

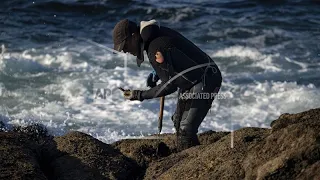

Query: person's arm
141;79;177;100
122;36;180;101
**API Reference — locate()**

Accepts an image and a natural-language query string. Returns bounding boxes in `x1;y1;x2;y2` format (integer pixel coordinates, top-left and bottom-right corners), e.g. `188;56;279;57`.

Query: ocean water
0;0;319;143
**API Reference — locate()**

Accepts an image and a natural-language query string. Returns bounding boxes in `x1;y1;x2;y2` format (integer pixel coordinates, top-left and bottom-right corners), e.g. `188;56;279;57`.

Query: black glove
146;70;159;88
121;89;143;101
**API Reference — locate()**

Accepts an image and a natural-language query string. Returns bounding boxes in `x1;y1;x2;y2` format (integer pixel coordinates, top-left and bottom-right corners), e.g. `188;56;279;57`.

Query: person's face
122;32;140;56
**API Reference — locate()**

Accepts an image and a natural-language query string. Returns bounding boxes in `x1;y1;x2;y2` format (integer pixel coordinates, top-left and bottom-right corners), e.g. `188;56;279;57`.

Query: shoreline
1;107;320;179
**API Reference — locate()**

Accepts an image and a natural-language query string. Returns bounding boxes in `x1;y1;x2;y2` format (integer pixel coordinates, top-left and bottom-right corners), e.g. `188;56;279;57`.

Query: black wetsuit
140;24;222;150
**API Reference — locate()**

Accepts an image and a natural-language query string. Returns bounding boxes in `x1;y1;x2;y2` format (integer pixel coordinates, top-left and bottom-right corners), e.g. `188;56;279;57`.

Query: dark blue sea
0;0;319;143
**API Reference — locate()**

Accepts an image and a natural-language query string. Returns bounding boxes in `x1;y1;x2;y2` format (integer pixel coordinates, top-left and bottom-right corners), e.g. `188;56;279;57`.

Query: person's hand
146;70;159;88
119;88;143;101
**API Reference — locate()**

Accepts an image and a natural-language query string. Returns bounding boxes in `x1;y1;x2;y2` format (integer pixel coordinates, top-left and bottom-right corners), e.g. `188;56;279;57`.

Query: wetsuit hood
140;19;160;46
136;20;160;67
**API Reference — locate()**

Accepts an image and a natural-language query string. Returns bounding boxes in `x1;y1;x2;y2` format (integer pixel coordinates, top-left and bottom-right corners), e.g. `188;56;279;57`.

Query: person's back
142;23;216;65
141;22;221;91
159;26;211;63
159;26;222;81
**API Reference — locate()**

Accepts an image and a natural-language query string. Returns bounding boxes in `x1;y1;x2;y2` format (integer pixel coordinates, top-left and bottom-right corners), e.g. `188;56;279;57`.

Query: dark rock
198;130;230;145
0;132;47;180
1;108;320;180
144;127;269;180
111;133;177;168
1;129;140;180
156;142;170;157
111;130;229;169
270;108;320;131
12;124;51;143
44;131;140;180
144;108;320;179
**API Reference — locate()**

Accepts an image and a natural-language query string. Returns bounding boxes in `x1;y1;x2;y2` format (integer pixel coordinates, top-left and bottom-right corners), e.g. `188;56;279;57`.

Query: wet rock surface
1;108;320;180
1;127;139;180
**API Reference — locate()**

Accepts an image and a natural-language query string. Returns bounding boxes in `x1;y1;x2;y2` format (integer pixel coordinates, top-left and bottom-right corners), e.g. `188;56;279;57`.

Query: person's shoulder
149;36;175;51
146;36;175;62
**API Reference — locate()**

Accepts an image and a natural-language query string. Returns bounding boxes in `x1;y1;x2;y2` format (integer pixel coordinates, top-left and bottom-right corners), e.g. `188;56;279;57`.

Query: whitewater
0;0;319;143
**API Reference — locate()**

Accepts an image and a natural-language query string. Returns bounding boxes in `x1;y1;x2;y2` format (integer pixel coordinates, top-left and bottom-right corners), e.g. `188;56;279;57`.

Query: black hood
136;20;160;67
140;20;160;48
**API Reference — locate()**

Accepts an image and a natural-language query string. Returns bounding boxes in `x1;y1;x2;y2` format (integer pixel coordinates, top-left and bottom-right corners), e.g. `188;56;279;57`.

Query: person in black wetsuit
112;19;222;151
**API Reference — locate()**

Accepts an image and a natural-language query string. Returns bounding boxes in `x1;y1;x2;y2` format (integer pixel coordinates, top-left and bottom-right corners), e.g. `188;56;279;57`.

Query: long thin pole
158;96;165;134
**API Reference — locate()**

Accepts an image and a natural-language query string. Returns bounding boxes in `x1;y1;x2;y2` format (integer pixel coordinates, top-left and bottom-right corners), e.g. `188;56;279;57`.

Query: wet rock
112;134;177;168
111;131;229;169
1;108;320;180
198;130;230;145
0;132;47;180
144;127;269;180
12;124;51;143
270;108;320;131
1;129;139;180
45;131;140;180
144;108;320;180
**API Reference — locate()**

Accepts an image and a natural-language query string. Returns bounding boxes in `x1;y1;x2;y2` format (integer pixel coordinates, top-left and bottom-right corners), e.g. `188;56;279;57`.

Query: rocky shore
1;108;320;180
